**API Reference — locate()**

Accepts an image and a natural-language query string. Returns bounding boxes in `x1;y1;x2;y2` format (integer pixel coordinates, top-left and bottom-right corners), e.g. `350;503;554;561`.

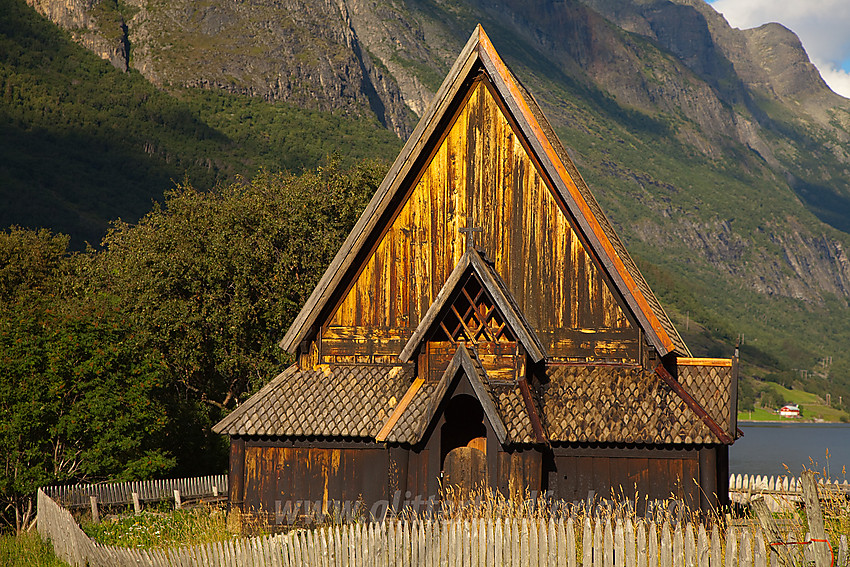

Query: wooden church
213;26;739;521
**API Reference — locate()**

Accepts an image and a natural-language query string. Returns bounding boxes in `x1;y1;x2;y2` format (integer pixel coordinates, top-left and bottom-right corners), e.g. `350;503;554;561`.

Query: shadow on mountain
0;120;198;248
790;177;850;235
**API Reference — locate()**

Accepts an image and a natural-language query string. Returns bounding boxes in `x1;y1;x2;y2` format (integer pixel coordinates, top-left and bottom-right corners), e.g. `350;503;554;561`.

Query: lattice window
431;272;515;344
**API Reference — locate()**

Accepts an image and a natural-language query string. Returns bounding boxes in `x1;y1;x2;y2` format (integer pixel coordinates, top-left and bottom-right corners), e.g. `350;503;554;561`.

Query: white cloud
710;0;850;98
814;59;850;99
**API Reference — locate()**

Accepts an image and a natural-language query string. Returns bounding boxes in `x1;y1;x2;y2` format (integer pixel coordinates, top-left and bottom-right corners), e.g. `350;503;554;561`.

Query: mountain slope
1;0;402;246
13;0;850;405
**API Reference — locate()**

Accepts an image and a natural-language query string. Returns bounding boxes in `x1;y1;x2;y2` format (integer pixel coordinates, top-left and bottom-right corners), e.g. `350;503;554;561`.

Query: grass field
0;532;69;567
739;381;850;423
82;504;236;548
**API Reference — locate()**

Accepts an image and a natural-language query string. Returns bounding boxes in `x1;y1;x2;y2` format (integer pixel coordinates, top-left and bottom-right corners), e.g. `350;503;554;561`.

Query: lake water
730;422;850;479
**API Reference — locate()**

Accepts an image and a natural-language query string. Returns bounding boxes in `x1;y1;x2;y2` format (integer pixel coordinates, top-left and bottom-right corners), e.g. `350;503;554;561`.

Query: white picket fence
730;474;850;494
37;488;850;567
42;475;227;508
729;473;850;511
38;472;845;510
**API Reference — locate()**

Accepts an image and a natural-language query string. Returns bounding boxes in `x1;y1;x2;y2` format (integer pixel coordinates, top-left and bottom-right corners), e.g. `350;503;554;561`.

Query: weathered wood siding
240;444;389;521
548;447;703;511
322;77;639;364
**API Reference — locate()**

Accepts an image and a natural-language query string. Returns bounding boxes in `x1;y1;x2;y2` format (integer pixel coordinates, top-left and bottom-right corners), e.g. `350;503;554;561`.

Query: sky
708;0;850;98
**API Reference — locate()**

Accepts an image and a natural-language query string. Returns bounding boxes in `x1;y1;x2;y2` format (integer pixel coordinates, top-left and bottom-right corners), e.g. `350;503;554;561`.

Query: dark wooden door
443;446;488;492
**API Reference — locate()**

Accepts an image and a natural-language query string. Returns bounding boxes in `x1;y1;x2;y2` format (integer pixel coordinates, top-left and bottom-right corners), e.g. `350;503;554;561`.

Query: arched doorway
440;394;488;492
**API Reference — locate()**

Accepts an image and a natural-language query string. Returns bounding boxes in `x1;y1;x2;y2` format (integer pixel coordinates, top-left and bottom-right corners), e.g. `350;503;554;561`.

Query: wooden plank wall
549;453;701;512
321;77;640;364
242;446;389;522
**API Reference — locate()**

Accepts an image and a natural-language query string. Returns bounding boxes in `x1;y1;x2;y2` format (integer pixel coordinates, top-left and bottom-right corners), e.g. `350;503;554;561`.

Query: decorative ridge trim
375;377;424;442
677;357;733;367
654;363;733;445
517;378;547;445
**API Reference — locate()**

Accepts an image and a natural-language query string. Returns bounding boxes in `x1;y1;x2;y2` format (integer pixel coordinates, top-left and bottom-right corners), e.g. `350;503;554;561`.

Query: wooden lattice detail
432;273;516;344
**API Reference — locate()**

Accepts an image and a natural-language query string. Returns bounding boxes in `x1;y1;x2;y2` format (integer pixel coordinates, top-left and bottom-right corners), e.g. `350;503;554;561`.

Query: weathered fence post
604;517;614;567
751;498;794;567
90;495;99;524
801;471;831;567
725;527;737;567
710;526;721;567
648;522;658;567
583;517;593;567
132;492;141;515
754;527;767;567
594;519;604;567
624;518;635;567
660;522;672;567
636;521;648;567
684;524;696;567
173;489;182;510
741;527;752;567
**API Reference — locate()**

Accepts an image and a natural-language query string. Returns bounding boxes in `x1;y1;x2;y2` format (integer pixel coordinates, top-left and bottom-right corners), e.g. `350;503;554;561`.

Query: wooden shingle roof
541;364;732;445
280;25;689;359
212;365;412;437
212;358;734;445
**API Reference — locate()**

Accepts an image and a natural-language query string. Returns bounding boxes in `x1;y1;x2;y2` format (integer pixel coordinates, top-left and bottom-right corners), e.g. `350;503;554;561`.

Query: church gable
283;25;690;368
316;77;642;366
398;247;546;384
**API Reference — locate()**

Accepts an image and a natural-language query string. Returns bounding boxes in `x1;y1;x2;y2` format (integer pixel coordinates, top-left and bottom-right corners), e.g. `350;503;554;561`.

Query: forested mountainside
9;0;850;405
0;0;402;245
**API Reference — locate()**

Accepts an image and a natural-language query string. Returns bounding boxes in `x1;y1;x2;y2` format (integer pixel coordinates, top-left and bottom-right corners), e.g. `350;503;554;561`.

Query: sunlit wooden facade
214;26;738;524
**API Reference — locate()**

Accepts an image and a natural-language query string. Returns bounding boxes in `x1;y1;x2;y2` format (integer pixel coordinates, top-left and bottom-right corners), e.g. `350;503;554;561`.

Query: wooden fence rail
42;475;227;508
729;474;850;495
39;473;847;511
37;489;850;567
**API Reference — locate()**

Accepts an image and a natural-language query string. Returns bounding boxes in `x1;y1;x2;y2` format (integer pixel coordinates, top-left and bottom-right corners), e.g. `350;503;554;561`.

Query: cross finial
459;216;483;251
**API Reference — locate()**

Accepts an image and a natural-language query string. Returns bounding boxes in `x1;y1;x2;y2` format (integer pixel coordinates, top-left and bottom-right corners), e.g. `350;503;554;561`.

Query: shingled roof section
541;365;724;445
212;365;412;438
677;359;737;439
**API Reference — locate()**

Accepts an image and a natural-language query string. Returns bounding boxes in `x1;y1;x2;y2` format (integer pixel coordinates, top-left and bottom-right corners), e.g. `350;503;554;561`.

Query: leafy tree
759;388;786;410
0;228;175;533
94;160;385;471
738;378;755;412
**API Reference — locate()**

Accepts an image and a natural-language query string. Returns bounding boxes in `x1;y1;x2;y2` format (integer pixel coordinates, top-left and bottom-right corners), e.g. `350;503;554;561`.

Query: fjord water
730;422;850;478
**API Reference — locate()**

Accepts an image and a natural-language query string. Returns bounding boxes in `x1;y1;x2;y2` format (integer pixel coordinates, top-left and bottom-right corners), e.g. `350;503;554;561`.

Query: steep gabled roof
280;25;689;358
398;248;547;363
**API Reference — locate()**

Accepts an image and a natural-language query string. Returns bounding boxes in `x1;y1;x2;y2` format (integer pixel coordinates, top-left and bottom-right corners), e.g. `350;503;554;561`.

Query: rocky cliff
16;0;850;386
26;0;129;70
